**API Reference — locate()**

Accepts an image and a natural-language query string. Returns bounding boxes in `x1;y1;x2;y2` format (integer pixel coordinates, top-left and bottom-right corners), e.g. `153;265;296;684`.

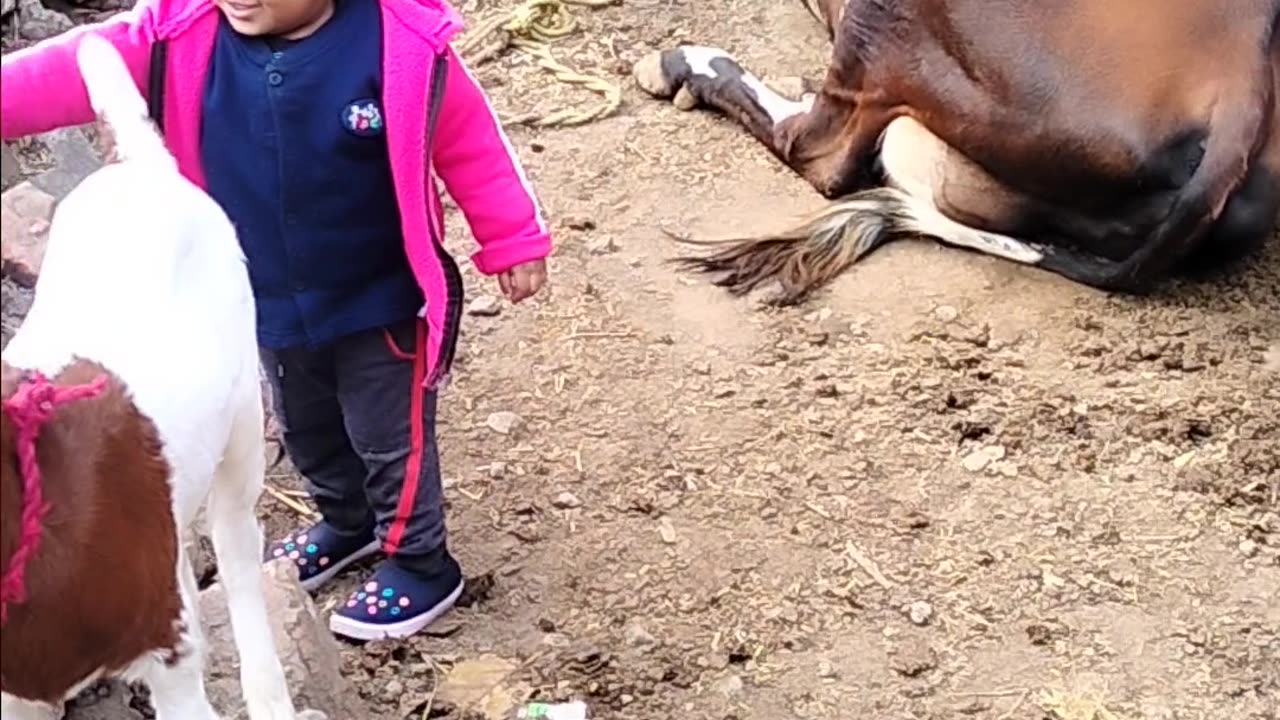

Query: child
0;0;551;641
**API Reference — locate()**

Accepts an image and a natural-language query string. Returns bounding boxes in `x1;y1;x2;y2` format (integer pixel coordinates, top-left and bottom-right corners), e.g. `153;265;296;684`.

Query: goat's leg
0;694;61;720
634;47;877;198
141;546;220;720
207;396;303;720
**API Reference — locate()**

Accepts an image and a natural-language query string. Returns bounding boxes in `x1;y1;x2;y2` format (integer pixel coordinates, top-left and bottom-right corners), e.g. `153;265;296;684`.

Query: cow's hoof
673;86;701;111
633;50;676;98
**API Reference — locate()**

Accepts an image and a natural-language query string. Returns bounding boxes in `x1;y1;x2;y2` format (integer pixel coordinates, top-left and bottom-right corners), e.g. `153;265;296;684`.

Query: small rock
803;307;834;324
989;460;1019;478
552;491;582;510
624;621;657;648
486;411;523;435
0;181;56;287
712;673;744;697
908;601;934;626
1239;539;1259;558
961;445;1006;472
816;661;838;679
489;461;508;478
934;305;959;323
17;0;74;42
587;236;618;254
889;637;937;678
657;517;677;545
467;295;502;317
1264;344;1279;372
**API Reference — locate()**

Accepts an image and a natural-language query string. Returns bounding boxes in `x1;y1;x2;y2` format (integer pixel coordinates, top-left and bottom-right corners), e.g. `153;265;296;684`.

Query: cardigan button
267;71;284;87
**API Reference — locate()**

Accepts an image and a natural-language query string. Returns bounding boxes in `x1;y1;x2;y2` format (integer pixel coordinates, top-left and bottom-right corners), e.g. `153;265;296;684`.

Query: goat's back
7;158;260;521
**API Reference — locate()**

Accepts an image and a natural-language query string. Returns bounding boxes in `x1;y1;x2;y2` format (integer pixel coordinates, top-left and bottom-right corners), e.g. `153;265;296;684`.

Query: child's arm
1;9;157;140
431;47;552;277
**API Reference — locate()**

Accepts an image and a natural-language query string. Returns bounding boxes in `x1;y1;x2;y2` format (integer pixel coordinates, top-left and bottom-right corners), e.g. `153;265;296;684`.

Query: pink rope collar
0;370;108;626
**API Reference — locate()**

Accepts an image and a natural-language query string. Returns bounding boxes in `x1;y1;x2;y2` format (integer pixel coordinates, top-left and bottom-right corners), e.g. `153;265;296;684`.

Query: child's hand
497;259;547;303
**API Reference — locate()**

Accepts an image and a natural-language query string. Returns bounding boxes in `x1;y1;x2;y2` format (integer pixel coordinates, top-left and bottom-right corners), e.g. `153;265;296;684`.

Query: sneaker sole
296;540;382;593
328;579;465;641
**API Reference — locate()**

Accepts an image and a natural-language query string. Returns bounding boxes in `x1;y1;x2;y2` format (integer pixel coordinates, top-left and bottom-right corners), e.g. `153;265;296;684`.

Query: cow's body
636;0;1280;303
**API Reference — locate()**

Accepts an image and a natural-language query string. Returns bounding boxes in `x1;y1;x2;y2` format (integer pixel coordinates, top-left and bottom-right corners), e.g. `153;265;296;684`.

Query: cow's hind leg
635;47;868;198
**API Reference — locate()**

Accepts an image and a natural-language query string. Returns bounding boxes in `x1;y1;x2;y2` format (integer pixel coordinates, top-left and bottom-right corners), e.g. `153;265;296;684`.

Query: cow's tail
75;34;173;170
668;186;1051;306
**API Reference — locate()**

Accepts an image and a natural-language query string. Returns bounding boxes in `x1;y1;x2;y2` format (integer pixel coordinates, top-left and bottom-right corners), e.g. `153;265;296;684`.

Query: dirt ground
3;0;1277;718
260;1;1280;718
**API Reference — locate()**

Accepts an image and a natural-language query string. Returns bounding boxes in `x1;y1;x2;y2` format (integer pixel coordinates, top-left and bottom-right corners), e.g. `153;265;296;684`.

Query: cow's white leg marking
878;117;1046;264
677;46;815;125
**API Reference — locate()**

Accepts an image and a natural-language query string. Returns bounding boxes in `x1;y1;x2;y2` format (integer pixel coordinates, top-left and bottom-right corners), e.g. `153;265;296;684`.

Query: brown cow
635;0;1280;304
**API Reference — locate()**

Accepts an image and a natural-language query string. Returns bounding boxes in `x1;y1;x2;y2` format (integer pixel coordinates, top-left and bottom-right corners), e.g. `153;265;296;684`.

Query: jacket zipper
423;51;465;389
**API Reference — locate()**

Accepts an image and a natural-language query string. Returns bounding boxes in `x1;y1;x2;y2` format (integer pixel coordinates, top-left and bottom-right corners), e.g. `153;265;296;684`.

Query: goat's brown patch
0;358;182;703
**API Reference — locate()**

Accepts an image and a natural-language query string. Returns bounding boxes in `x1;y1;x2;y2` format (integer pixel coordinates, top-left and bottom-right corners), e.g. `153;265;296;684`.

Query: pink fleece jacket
0;0;551;387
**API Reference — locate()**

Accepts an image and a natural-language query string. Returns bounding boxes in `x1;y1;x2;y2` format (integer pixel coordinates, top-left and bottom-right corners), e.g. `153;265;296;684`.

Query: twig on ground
996;689;1031;720
844;541;894;589
560;330;635;341
263;484;320;520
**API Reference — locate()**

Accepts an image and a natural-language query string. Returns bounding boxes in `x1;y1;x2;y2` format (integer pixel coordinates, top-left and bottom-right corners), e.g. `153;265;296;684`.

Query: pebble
587;236;618;254
934;305;959;322
816;660;838;679
657;517;677;544
489;461;508;479
908;601;934;626
553;491;583;509
962;445;1006;472
486;410;524;435
467;295;502;317
624;621;658;648
1239;539;1259;558
712;673;744;697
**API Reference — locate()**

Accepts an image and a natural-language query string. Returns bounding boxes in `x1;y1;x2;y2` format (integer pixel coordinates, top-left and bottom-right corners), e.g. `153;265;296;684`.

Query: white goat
0;34;321;720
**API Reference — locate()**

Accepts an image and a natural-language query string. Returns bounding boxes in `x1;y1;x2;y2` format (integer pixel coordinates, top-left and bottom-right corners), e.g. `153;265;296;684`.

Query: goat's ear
93;115;120;164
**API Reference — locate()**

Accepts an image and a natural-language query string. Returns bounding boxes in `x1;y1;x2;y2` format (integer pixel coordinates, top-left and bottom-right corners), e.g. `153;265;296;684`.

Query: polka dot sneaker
328;554;464;641
265;522;381;593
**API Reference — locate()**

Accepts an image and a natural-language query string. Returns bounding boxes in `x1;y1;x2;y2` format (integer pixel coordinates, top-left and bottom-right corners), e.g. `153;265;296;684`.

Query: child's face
214;0;335;38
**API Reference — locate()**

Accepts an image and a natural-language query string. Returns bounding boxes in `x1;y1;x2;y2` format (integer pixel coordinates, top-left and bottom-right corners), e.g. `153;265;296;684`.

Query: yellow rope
454;0;623;128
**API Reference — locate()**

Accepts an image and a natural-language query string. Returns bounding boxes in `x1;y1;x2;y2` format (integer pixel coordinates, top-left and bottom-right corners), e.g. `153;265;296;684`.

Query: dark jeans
260;316;447;575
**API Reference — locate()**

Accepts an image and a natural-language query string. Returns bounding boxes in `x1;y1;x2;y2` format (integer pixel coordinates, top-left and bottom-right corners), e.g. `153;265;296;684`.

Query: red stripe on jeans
384;320;427;555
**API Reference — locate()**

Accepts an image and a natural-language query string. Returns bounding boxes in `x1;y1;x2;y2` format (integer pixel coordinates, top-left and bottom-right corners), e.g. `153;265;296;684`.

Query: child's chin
226;16;274;36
